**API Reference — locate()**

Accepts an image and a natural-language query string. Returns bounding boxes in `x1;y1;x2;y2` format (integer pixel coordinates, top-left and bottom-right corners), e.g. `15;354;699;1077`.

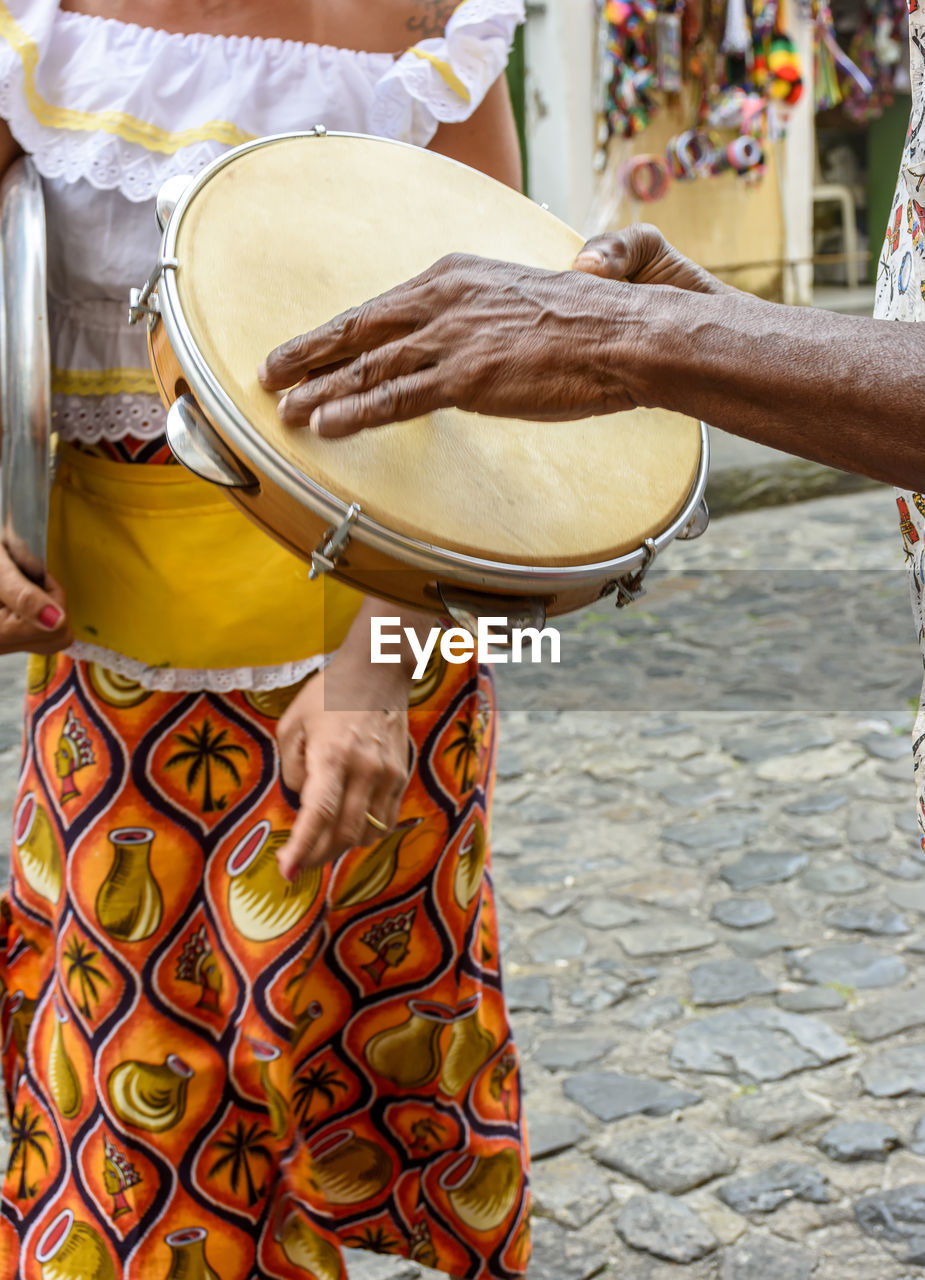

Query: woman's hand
258;252;641;436
274;642;412;879
0;544;72;654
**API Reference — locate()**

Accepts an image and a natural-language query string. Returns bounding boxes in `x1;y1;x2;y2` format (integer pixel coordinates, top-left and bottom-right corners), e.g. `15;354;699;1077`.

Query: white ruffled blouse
0;0;523;430
0;0;523;689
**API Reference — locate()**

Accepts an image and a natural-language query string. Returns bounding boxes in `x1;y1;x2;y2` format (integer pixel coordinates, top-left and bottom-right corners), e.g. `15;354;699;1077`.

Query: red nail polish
39;605;63;630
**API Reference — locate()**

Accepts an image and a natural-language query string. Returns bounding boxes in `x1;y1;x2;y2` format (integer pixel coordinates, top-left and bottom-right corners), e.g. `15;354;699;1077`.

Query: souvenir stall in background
814;0;909;285
588;0;906;297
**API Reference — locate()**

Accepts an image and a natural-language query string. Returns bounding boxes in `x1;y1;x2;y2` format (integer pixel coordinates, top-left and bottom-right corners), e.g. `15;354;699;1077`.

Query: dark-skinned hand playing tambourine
257;226;730;436
258;224;925;495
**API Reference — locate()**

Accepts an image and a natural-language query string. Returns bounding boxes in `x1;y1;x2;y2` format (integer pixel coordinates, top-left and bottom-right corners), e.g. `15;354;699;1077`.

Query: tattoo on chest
406;0;460;37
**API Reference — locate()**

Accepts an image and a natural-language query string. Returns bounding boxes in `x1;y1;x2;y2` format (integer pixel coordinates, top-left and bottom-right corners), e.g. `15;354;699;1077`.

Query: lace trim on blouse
53;390;165;444
0;0;524;199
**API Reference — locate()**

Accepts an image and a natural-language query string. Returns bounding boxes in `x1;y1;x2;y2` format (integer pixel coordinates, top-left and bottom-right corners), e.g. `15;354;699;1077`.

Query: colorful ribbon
812;0;873;112
598;0;660;140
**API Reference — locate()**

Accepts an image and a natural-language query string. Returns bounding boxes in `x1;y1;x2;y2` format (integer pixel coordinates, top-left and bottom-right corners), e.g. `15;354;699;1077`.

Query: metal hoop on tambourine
132;131;710;631
0;156;51;585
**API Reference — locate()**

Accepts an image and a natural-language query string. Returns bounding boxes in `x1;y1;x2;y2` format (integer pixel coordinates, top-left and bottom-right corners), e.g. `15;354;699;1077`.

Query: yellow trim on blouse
52;367;159;396
409;46;471;103
0;1;255;153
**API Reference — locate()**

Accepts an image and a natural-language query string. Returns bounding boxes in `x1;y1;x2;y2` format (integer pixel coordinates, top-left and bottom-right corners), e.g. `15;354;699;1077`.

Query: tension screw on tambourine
614;537;657;609
309;503;361;580
128;258;178;326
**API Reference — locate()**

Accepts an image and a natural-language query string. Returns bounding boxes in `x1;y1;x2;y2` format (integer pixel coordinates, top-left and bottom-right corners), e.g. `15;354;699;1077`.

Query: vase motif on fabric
95;826;163;942
1;655;529;1279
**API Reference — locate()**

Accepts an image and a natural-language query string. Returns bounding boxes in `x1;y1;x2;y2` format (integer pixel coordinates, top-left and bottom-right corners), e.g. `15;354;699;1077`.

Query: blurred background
505;0;906;312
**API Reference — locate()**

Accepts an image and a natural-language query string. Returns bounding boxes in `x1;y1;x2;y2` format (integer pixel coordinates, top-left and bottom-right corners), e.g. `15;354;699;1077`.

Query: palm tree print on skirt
0;652;529;1279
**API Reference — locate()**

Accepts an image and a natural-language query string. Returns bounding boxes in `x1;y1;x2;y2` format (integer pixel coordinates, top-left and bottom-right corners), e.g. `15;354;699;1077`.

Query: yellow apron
48;444;364;670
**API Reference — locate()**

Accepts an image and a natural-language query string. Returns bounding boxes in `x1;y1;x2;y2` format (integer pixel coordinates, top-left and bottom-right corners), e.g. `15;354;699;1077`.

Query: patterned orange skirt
0;651;530;1279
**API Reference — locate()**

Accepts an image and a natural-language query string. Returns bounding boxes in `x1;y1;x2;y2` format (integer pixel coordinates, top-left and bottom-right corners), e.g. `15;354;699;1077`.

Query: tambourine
132;131;709;630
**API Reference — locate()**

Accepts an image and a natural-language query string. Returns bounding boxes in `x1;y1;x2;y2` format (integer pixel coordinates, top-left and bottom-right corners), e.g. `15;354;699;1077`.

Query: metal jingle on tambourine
156;174;194;233
437;584;547;637
676;498;710;541
165;394;257;490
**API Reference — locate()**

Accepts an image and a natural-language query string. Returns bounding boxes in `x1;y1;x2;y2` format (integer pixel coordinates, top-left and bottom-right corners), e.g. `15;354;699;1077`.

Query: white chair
812;182;860;289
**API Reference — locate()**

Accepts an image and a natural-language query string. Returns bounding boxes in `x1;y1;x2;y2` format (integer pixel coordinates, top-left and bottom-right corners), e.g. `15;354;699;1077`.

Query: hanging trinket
722;0;752;56
665;128;715;177
624;154;673;200
812;0;872;112
765;0;804;109
656;8;684;92
842;0;902;122
596;0;660;144
710;134;766;174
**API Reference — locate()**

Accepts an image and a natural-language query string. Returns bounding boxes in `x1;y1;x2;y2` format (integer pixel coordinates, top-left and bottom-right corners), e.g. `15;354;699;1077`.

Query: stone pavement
705;426;878;518
3;485;925;1278
488;485;925;1280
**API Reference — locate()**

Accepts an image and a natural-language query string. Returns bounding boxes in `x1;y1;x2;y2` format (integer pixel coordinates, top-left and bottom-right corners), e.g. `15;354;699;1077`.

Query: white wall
780;5;816;306
523;0;597;231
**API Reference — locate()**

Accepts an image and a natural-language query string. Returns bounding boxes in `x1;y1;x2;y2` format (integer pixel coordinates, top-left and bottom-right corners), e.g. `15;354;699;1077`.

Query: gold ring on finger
365;811;389;833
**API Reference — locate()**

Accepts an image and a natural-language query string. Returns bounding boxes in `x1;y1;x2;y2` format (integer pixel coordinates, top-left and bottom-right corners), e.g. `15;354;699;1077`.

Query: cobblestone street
3;485;925;1278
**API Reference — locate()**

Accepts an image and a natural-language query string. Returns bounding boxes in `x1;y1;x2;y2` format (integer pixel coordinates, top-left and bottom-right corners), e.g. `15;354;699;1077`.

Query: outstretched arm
259;225;924;492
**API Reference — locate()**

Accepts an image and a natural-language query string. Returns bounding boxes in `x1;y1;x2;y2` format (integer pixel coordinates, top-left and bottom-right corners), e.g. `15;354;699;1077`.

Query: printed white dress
880;0;925;837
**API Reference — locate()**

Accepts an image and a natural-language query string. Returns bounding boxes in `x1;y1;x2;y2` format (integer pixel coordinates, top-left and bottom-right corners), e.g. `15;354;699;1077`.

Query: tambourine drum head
174;135;701;568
